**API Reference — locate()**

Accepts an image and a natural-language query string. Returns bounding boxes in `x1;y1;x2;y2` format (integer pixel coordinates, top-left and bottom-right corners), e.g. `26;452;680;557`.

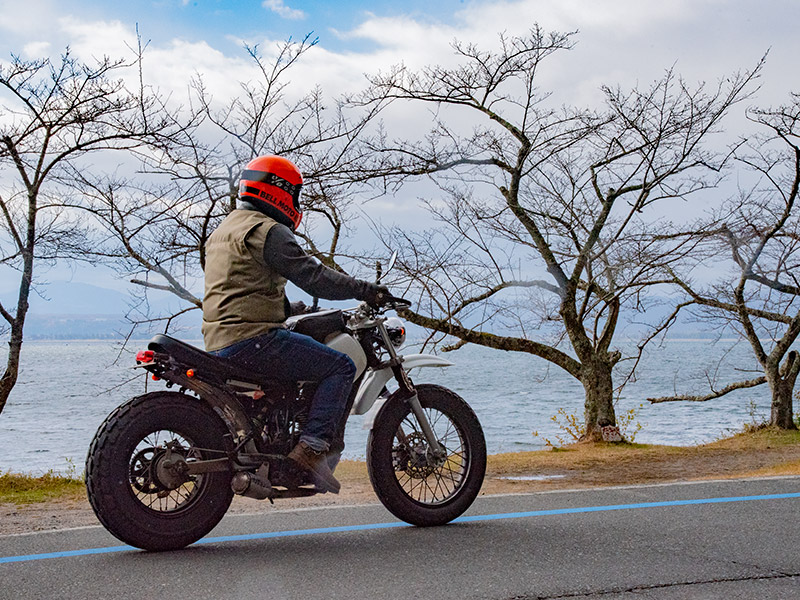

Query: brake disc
395;432;436;479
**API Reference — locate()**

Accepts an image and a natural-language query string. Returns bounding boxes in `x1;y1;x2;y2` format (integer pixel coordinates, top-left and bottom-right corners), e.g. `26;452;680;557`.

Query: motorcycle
85;259;486;551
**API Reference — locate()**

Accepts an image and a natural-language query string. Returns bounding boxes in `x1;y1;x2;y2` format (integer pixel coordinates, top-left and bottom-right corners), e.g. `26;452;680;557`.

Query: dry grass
0;471;85;505
483;427;800;495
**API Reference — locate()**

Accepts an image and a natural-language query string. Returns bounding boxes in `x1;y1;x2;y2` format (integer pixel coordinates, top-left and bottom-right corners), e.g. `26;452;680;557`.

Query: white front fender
351;353;454;417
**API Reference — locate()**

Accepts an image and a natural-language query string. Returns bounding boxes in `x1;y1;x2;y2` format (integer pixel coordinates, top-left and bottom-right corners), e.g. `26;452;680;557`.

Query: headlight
384;317;406;348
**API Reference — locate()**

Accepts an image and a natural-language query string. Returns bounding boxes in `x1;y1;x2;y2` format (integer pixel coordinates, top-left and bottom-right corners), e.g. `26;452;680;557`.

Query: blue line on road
2;491;799;564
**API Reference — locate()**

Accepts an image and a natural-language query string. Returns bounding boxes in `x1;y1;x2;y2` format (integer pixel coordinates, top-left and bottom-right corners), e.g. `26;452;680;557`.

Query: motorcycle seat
148;334;268;385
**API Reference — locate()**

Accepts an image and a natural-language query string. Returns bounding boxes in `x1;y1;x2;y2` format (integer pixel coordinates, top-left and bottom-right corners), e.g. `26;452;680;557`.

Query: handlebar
300;295;411;318
379;294;412;309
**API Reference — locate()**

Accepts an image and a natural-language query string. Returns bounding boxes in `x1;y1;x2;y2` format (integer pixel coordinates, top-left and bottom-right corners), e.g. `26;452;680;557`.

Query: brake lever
384;295;412;310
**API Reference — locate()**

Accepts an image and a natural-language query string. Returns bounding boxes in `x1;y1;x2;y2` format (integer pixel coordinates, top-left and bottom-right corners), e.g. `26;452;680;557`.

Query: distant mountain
15;313;202;340
0;281;132;315
0;281;201;340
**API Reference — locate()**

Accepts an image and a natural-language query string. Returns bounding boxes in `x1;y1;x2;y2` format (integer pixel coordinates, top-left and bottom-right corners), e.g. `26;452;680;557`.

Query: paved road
2;477;799;600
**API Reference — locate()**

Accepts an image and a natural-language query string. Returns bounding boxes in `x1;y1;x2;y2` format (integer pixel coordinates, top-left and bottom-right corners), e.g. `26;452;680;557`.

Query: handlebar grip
385;294;412;307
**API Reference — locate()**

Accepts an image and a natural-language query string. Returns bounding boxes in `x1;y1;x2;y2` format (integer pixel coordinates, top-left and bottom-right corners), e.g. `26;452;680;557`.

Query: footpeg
231;464;273;500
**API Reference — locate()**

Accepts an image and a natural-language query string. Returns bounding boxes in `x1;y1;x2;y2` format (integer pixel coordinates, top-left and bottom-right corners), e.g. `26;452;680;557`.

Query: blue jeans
210;328;356;452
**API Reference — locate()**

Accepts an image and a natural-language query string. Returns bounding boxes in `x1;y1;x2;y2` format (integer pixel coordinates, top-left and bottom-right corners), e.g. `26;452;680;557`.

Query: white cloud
325;0;793;111
0;0;57;35
51;16;252;101
341;15;458;66
143;38;254;100
262;0;306;21
22;41;51;58
58;16;134;60
452;0;698;37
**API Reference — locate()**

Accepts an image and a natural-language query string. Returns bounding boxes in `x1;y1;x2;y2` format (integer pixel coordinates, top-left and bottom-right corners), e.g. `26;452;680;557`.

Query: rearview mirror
376;251;398;283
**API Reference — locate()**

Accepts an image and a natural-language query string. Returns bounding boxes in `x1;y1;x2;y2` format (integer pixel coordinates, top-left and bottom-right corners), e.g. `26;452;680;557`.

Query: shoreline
1;338;784;474
2;428;799;536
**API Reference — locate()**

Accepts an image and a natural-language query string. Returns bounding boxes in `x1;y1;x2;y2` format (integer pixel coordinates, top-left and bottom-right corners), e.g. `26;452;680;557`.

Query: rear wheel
367;384;486;526
85;392;233;551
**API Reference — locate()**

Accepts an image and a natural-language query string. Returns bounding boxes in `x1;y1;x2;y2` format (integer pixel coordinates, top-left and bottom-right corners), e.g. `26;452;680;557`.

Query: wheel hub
155;451;190;490
394;432;442;479
130;445;190;494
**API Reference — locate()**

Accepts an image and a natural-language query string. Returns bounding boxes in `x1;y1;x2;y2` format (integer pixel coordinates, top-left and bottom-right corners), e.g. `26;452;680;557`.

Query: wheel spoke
128;429;204;514
391;406;469;505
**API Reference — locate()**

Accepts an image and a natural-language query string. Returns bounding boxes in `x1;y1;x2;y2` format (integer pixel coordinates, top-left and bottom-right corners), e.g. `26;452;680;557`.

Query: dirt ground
3;432;800;536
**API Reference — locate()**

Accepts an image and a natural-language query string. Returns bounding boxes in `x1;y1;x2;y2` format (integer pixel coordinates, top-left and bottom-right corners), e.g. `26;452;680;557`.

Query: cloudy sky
1;0;799;291
2;0;797;108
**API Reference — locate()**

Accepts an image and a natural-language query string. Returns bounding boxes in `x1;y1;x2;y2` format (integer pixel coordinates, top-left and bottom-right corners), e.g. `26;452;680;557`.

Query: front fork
377;321;446;460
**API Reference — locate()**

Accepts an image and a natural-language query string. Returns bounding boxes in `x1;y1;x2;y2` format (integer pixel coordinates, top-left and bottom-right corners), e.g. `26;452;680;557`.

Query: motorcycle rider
202;155;388;494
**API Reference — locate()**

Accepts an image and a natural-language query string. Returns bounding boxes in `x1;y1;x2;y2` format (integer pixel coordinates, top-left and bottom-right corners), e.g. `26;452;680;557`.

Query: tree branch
130;278;201;307
647;376;767;403
0;300;14;326
399;307;583;378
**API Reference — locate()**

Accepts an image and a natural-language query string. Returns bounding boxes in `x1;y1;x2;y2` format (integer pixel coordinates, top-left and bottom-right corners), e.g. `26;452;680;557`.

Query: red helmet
239;155;303;230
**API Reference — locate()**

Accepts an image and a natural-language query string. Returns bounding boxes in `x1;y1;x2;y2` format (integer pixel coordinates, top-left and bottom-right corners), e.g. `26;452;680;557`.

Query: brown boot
288;441;341;494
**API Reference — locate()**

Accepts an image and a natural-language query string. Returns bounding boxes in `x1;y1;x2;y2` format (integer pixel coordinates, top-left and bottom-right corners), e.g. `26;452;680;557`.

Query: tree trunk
764;352;799;430
768;376;797;430
0;328;22;416
580;355;618;440
0;238;34;416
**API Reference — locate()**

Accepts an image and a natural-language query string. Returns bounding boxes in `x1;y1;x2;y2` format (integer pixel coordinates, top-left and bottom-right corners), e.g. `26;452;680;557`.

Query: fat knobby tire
367;384;486;526
85;391;234;551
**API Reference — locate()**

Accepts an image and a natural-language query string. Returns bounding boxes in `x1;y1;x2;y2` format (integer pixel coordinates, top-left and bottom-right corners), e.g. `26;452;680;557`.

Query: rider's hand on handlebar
290;300;309;315
364;284;390;308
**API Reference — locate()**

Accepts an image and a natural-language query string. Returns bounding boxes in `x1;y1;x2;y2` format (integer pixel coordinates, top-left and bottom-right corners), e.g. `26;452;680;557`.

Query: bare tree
360;28;760;439
76;36;391;332
652;94;800;429
0;49;175;414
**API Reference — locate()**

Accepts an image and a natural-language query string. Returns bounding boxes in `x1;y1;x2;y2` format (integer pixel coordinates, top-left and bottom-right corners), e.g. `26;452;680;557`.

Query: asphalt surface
1;477;799;600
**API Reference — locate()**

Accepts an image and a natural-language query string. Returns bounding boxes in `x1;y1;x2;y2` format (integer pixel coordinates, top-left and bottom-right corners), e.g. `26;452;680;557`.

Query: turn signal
151;374;160;381
186;369;195;378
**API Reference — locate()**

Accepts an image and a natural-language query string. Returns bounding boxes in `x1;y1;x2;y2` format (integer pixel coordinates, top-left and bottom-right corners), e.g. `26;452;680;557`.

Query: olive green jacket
202;210;287;351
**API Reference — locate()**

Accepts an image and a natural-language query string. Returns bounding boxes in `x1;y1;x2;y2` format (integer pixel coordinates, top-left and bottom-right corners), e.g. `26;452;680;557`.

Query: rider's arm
263;223;379;301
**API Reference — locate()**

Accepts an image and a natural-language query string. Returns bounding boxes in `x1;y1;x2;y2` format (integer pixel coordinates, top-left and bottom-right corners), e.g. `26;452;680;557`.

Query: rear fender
165;371;256;449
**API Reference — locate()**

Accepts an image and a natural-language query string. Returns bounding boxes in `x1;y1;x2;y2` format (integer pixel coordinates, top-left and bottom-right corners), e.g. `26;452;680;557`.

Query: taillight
136;350;155;363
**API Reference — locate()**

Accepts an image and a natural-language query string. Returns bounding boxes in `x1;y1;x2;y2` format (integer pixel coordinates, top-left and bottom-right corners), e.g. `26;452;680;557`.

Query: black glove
289;301;309;315
363;284;390;308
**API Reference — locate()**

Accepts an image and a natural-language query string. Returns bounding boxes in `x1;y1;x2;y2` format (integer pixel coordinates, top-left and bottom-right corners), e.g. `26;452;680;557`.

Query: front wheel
367;384;486;526
85;392;234;551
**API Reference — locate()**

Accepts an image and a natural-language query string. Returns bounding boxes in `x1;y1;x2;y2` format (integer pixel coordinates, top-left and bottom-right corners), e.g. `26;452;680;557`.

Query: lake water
0;338;785;475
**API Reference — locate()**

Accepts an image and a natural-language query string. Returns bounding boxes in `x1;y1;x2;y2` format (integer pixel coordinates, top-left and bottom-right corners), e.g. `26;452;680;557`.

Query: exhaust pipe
231;464;273;500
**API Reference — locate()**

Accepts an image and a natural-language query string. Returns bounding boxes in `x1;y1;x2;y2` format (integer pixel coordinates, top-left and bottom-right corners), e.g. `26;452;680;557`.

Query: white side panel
350;353;454;416
325;333;367;379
